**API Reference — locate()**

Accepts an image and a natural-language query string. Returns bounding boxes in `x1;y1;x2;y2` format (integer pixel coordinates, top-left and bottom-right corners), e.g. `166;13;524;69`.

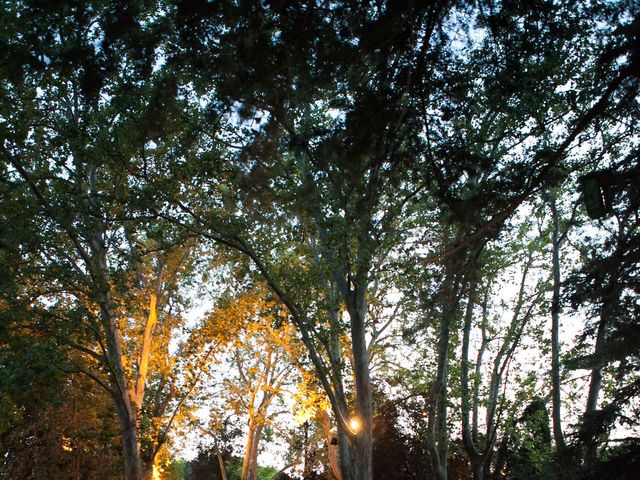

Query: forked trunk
241;423;263;480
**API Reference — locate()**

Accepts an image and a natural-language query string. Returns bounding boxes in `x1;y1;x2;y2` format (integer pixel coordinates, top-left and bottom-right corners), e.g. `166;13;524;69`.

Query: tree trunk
427;270;462;480
549;198;566;450
241;425;254;480
343;287;373;480
425;232;469;480
583;308;608;467
435;329;450;480
100;297;143;480
242;423;263;480
316;408;342;480
142;463;155;480
249;425;262;480
135;292;158;410
337;425;354;480
115;396;143;480
427;306;451;480
92;220;144;480
472;289;489;445
461;282;487;480
472;458;484;480
215;439;229;480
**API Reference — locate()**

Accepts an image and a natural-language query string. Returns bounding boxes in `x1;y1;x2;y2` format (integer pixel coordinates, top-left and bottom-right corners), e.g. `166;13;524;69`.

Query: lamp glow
349;416;361;433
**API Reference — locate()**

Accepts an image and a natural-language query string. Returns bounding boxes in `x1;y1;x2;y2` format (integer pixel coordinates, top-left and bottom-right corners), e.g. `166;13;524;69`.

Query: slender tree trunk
461;281;486;480
472;290;489;445
242;422;263;480
317;408;342;480
428;307;451;480
549;199;566;450
99;292;143;480
99;295;144;480
135;292;158;409
337;425;354;480
427;267;464;480
215;441;229;480
249;425;262;480
241;424;255;480
583;307;608;467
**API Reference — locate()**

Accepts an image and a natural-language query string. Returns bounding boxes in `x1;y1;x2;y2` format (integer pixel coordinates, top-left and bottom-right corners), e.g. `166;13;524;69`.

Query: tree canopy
1;1;639;480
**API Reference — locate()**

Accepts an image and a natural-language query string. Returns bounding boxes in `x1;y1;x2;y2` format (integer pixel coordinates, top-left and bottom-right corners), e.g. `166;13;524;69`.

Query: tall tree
0;2;219;478
164;3;454;479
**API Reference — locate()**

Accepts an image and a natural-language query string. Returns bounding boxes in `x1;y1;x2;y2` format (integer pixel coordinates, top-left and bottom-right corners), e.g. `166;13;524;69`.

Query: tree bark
316;408;343;480
461;281;485;480
427;304;452;480
549;198;566;450
472;289;489;445
135;292;158;410
249;425;262;480
142;463;155;480
95;257;143;480
241;424;255;480
215;439;229;480
336;423;355;480
583;308;608;467
343;286;373;480
114;390;143;480
242;423;263;480
427;260;466;480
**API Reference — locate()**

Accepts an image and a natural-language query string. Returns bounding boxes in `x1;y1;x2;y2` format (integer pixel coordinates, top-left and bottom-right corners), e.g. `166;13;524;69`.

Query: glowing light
61;436;73;452
349;416;361;433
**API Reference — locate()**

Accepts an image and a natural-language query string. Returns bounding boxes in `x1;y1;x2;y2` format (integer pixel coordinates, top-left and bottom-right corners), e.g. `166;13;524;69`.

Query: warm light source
349;416;361;433
61;436;73;452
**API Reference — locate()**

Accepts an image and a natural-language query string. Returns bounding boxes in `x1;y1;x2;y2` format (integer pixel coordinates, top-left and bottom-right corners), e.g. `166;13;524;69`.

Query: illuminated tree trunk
316;408;342;480
102;297;143;480
340;286;373;480
135;293;158;410
241;422;263;480
101;311;144;480
249;425;262;480
142;463;155;480
312;272;372;480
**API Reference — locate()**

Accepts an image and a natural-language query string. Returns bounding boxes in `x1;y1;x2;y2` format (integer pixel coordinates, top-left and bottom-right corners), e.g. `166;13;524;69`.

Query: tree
2;375;123;480
3;2;639;479
220;293;297;480
1;2;219;477
567;160;640;470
